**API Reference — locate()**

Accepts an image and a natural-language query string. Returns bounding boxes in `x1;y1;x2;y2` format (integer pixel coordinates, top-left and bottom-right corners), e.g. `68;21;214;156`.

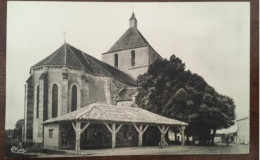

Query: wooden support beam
158;125;169;148
104;122;112;133
143;125;149;134
157;126;162;133
133;123;141;134
177;126;182;133
81;122;90;134
111;124;116;148
71;122;76;131
71;121;91;151
133;123;149;147
115;124;123;134
75;121;81;151
104;122;123;149
181;126;186;146
164;126;169;134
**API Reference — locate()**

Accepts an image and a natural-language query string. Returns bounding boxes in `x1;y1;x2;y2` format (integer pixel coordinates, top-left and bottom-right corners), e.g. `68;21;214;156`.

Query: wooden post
133;123;149;147
112;124;116;148
72;121;91;151
181;126;186;146
104;122;123;149
75;121;81;151
138;124;143;147
158;125;169;147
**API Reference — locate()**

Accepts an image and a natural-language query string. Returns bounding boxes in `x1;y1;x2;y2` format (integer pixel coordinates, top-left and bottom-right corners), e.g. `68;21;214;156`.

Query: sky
6;2;250;129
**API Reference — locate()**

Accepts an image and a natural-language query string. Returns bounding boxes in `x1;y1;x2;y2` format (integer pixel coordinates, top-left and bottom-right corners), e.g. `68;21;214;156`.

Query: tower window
52;84;58;118
131;50;135;67
114;53;118;68
49;129;53;138
71;85;77;112
36;85;39;118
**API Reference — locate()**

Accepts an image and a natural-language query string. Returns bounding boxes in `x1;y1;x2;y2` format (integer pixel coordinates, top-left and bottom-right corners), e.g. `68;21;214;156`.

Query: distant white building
236;117;249;144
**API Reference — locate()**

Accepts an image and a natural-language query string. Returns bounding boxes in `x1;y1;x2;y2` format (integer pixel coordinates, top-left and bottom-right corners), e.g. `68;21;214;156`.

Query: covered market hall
42;103;188;151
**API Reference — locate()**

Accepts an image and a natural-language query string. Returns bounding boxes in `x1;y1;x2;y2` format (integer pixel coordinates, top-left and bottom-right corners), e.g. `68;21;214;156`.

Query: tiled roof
32;43;136;86
117;88;138;102
103;27;150;54
43;103;188;126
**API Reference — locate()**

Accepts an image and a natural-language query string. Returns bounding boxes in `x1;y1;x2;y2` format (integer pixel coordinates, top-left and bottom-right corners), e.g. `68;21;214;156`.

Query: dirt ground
8;143;248;158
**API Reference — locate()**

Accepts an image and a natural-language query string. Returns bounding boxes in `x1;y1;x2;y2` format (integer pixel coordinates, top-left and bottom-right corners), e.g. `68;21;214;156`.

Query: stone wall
149;47;163;64
25;77;34;140
27;66;133;144
116;101;133;107
43;123;60;149
101;46;150;79
128;66;149;79
109;78;131;105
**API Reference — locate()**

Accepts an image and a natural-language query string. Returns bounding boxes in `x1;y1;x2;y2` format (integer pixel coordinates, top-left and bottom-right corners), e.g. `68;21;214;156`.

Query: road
37;143;249;157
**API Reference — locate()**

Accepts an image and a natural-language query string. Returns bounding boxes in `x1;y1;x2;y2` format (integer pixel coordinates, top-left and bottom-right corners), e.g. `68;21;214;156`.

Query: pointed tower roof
32;43;136;86
129;12;136;20
103;27;149;54
103;13;153;54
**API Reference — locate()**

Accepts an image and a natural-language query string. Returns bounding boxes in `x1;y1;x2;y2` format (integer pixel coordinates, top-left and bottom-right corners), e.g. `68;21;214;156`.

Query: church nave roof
32;43;136;86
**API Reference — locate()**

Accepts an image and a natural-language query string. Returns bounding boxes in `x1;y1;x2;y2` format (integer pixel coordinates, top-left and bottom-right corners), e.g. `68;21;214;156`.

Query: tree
13;119;24;141
136;54;236;145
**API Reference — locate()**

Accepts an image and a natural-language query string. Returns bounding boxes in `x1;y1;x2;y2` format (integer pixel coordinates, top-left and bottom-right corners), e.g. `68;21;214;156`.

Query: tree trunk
211;128;216;145
175;132;178;143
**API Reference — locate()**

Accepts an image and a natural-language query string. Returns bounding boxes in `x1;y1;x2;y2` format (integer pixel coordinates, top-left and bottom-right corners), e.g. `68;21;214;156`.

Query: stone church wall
27;66;134;144
149;47;163;64
25;76;34;140
32;68;45;143
109;78;131;105
101;46;149;79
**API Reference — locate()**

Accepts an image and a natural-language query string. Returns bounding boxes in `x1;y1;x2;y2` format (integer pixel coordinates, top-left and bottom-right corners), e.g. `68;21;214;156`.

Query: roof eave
102;44;150;55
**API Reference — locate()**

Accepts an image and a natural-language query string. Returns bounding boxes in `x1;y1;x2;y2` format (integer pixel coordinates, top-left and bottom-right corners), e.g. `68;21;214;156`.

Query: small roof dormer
129;12;137;28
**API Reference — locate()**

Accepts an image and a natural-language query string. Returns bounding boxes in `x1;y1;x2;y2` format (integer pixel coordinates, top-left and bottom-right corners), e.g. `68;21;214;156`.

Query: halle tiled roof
32;43;136;86
43;103;188;126
117;88;138;102
103;27;150;54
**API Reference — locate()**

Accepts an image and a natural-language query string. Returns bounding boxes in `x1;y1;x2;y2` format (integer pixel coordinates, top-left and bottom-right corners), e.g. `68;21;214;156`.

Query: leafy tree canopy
13;119;24;141
136;54;236;145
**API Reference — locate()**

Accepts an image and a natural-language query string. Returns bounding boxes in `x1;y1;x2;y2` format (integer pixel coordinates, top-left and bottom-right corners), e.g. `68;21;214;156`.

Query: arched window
131;50;135;67
36;85;39;118
52;84;58;118
71;85;77;112
114;53;118;68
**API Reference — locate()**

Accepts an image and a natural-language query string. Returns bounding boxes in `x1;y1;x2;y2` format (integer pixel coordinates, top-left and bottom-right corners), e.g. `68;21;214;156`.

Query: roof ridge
44;45;64;65
66;44;88;70
66;44;94;73
81;53;112;76
96;61;136;85
33;44;64;67
75;104;95;119
106;27;132;53
136;28;149;45
104;27;150;54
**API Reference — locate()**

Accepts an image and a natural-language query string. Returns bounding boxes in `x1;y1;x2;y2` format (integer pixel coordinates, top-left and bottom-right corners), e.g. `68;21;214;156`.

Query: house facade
23;13;187;150
236;117;249;144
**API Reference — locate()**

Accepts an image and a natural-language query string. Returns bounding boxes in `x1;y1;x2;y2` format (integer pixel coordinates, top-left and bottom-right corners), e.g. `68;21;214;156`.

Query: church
23;13;188;151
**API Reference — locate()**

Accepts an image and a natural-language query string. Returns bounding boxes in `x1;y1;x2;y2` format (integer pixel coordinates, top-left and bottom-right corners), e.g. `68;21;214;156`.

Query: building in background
236;116;249;144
